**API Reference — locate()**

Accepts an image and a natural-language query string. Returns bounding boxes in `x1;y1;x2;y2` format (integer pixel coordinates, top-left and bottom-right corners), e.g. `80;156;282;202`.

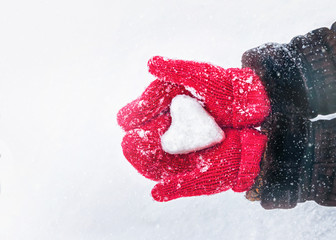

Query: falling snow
0;1;335;240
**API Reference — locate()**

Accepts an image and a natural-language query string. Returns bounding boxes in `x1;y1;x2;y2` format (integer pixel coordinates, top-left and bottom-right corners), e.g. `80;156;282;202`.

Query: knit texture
118;56;270;201
151;129;267;201
148;56;270;128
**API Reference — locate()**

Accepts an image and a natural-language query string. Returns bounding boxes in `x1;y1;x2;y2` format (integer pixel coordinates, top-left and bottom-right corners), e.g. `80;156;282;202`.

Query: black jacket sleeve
242;22;336;209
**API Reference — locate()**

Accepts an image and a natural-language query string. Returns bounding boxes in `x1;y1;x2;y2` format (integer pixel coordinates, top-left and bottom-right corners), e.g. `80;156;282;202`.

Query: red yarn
117;56;270;202
151;128;267;202
148;56;270;127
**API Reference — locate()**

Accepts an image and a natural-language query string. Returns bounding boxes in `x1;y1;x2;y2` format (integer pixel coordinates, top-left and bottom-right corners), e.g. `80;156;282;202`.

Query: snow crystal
161;95;225;154
136;129;149;139
137;130;145;138
246;76;253;84
184;86;205;102
197;156;211;173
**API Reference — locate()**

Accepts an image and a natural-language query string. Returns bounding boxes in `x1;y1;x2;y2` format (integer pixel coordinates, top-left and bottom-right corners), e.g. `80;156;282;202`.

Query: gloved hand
117;56;270;201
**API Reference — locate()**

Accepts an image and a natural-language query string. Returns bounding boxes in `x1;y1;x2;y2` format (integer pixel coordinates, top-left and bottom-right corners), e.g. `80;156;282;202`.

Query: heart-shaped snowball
161;95;225;154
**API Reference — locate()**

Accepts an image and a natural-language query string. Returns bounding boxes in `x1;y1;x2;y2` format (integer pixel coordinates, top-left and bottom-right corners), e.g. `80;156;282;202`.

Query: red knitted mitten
147;56;270;128
151;128;267;201
117;56;270;201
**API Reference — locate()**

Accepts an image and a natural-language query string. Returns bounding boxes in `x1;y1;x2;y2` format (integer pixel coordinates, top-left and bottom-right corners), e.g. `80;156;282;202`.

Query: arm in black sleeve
242;22;336;209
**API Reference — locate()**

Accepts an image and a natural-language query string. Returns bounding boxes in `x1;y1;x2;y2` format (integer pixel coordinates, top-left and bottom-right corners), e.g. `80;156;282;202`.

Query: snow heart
161;95;225;154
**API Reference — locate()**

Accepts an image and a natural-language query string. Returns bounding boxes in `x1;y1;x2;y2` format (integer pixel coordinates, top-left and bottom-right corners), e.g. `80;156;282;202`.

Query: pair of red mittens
117;56;270;201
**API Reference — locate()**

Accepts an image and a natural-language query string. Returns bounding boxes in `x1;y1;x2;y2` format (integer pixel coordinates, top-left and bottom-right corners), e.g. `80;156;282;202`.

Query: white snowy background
0;0;335;239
